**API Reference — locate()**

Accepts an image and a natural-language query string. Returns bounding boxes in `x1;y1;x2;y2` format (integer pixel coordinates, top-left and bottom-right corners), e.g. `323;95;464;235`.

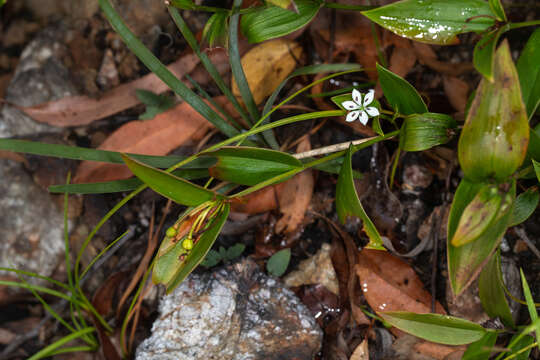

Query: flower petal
342;100;360;111
346;111;360;122
365;106;380;117
352;89;362;105
363;89;375;107
359;111;369;125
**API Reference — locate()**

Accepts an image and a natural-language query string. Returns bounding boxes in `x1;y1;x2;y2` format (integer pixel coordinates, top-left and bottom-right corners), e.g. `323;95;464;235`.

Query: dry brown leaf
442;76;469;113
232;39;303;105
414;341;465;360
0;150;28;166
350;339;369;360
413;43;473;76
74;97;218;183
231;184;282;214
356;249;445;315
389;46;417;79
275;137;314;234
19;54;200;127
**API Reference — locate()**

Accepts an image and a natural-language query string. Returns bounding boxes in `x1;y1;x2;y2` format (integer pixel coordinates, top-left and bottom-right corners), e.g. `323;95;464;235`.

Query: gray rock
0;24;77;138
136;258;322;360
0;160;65;288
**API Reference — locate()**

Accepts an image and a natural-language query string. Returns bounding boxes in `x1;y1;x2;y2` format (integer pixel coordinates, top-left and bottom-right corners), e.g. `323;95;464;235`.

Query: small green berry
182;237;194;250
166;227;177;238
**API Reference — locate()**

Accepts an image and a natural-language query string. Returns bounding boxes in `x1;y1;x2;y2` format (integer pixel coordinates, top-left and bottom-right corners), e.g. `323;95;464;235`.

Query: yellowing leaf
232;39;303;105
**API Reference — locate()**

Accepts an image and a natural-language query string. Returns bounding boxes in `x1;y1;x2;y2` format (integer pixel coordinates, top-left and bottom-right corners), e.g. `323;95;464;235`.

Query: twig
514;227;540;260
293;137;378;159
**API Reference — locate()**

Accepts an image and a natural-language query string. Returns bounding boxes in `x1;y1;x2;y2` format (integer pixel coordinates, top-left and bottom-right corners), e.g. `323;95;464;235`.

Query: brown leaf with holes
19;54;200;127
74;97;218;183
275;137;314;234
443;76;469;113
356;249;445;318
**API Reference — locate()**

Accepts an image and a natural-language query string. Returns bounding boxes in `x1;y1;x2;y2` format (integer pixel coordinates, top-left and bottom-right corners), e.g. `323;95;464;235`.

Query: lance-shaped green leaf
473;27;504;80
241;0;322;43
122;154;221;206
463;331;498;360
205;147;303;186
379;312;488;345
459;40;529;182
501;334;535;360
153;203;230;292
451;184;502;247
361;0;495;45
336;145;384;250
399;113;456;151
517;28;540;119
377;64;427;115
534;159;540;182
448;179;515;295
527;126;540;162
478;251;514;328
488;0;506;21
202;12;229;48
509;187;539;227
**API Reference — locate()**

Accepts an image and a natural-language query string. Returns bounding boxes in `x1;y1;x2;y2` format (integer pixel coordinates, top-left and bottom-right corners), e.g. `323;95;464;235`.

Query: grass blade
27;327;96;360
98;0;239;138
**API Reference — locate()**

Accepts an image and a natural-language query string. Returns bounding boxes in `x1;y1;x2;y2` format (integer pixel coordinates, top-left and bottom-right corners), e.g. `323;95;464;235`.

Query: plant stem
509;19;540;30
232;130;399;198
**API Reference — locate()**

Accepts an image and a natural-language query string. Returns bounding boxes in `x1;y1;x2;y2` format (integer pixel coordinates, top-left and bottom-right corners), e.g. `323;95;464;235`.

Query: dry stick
514;227;540;260
293;137;377;159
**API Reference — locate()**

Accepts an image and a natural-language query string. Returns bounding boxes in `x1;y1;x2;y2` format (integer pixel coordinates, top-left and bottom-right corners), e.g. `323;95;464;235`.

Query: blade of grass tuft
167;7;251;123
98;0;239;138
27;327;96;360
229;0;260;125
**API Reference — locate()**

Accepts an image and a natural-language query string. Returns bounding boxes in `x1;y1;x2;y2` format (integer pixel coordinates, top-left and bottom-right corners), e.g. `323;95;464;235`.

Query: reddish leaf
74;98;218;183
356;249;445;316
443;76;469;113
19;54;200;127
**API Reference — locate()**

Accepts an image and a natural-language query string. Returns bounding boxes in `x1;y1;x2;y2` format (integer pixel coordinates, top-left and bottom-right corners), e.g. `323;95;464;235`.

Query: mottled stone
0;24;77;138
136;258;322;360
0;160;65;293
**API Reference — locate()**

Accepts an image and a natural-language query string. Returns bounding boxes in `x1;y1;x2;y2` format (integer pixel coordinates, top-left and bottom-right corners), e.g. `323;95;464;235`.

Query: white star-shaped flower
342;89;380;125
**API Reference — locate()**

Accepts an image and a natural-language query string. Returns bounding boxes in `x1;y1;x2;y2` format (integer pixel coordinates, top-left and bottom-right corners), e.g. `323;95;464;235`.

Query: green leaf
336;145;384;250
450;184;502;247
225;243;245;260
478;251;514;327
266;248;291;276
399;113;457;151
205;146;302;186
447;179;515;295
517;28;540;119
509;187;539;227
27;327;96;360
158;203;230;292
169;0;197;10
135;89;175;120
520;268;540;352
526;126;540;162
533;159;540;182
48;168;209;194
202;12;229;48
376;63;428;115
361;0;495;45
488;0;506;21
463;331;498;360
200;249;221;267
473;28;504;80
241;0;322;43
459;40;529;182
122;154;220;206
0;0;6;8
379;312;487;345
